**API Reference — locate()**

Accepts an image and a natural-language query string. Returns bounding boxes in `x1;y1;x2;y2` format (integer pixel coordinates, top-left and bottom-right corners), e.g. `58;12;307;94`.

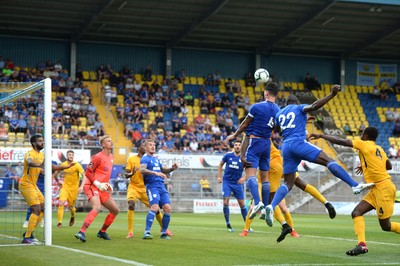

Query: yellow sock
304;184;327;204
283;211;294;228
70;207;76;218
156;212;163;228
390;222;400;233
274;206;285;225
353;216;366;244
243;210;253;231
127;210;134;233
57;206;64;224
26;213;39;238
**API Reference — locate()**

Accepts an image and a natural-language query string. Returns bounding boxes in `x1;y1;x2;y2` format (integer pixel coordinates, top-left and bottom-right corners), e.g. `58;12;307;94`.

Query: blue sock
246;176;260;204
271;185;289;209
145;210;156;232
261;182;270;206
240;206;248;221
223;205;230;224
161;212;170;234
327;161;358;187
25;207;32;221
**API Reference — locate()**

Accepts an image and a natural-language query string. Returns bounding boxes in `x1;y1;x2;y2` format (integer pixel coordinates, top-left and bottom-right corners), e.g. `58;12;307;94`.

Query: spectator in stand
175;69;186;83
8;113;19;133
199;176;215;197
86;126;98;143
184;92;194;106
344;123;356;136
393;121;400;137
120;65;132;80
143;65;152;82
75;64;83;80
213;71;222;86
314;112;324;130
245;72;256;88
393;108;400;121
97;64;108;81
387;144;397;159
54;60;62;72
205;73;214;86
0;122;7;140
131;128;142;147
189;138;199;152
385;109;395;122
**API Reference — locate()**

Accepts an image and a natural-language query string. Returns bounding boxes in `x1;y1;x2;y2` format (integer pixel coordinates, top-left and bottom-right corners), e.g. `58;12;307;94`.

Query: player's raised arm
140;163;166;178
308;132;353;147
303;84;340;113
161;163;178;174
225;116;253;142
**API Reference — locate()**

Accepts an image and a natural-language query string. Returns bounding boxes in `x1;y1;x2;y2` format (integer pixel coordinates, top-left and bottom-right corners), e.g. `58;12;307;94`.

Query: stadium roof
2;0;400;60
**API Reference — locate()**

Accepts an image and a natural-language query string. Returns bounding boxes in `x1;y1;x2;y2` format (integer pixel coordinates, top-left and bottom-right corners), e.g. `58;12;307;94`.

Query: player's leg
127;200;136;238
126;186;139;238
259;143;272;209
346;200;373;256
143;188;161;239
240;199;253;237
98;195;120;240
265;172;296;227
20;184;42;243
23;207;31;228
222;182;233;231
243;139;263;215
75;191;102;242
159;190;172;239
295;176;336;219
276;200;293;242
68;190;78;227
57;188;67;228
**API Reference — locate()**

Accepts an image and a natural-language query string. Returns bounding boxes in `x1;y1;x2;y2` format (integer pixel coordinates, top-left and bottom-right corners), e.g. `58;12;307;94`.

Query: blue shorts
222;181;245;200
146;184;171;207
282;140;322;174
244;138;271;171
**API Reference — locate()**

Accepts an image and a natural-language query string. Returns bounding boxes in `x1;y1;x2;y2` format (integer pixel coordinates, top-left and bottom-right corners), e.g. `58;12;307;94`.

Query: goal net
0;79;53;246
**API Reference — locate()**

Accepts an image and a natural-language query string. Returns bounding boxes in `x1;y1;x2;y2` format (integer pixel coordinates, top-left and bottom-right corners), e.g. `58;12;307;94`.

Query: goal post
0;78;52;246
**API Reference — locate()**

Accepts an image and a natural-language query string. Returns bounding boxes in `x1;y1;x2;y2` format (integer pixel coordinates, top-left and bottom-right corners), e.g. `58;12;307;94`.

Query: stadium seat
89;71;97;81
82;71;90;80
134;74;142;82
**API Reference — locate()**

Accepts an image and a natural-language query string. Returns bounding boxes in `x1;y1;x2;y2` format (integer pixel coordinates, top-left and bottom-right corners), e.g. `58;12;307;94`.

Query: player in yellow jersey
125;141;173;238
53;150;87;228
20;134;73;244
240;138;336;242
310;126;400;256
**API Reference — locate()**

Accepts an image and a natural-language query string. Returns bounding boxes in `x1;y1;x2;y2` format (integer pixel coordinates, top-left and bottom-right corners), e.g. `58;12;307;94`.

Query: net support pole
44;78;52;246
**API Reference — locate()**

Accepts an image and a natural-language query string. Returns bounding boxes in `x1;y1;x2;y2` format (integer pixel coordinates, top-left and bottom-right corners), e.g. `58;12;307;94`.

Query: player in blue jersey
217;140;247;232
264;85;374;234
226;82;280;220
140;139;178;240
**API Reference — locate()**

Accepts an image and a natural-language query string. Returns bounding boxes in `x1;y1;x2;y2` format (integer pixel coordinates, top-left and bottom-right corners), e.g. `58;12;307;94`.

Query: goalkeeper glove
93;180;109;191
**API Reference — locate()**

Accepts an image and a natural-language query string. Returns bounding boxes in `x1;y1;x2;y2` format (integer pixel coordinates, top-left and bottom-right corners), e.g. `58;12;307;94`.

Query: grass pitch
1;212;399;265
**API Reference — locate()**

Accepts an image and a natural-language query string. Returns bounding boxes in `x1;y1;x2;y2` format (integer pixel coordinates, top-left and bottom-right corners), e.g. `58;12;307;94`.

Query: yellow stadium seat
197;77;204;85
89;71;97;81
134;74;142;82
82;71;90;80
190;77;197;84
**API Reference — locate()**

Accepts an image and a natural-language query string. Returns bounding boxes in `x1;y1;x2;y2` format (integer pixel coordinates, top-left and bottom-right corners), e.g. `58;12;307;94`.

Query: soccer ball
254;68;270;83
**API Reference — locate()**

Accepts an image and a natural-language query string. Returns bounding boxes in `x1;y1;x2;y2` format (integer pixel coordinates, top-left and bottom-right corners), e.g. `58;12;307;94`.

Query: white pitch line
52;245;151;266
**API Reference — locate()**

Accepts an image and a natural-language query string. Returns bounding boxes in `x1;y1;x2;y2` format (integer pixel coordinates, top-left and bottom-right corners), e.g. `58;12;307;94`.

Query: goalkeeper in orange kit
75;135;119;242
